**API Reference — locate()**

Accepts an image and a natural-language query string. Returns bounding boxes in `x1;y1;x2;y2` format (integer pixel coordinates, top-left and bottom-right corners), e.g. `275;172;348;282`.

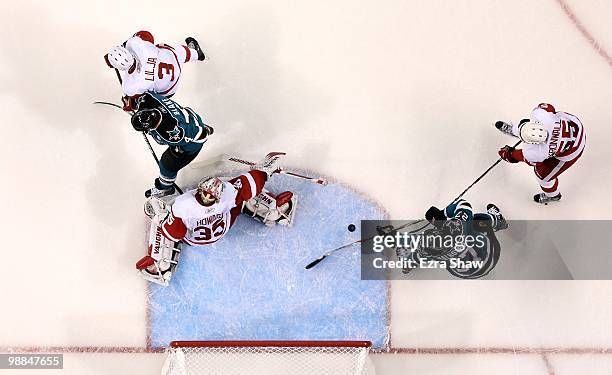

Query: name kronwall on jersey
548;126;561;158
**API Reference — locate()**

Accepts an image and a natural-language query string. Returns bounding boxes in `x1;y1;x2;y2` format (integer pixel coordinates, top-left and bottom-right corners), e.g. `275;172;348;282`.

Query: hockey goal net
161;340;374;375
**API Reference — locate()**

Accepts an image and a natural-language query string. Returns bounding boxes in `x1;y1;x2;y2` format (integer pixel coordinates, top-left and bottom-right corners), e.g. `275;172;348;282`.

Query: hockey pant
533;151;583;197
158;144;203;189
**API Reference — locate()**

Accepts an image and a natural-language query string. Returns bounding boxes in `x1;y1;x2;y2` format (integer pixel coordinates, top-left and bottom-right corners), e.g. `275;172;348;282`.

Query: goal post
161;340;374;375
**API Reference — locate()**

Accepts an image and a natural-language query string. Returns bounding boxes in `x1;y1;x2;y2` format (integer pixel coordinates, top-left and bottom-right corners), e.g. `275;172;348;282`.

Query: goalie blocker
136;153;297;285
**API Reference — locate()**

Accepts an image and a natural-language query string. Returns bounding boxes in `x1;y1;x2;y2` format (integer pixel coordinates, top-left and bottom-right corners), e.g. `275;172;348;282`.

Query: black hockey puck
348;224;356;232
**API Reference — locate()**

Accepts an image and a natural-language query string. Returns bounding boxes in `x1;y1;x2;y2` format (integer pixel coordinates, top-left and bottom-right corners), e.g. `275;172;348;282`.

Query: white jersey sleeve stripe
244;172;258;198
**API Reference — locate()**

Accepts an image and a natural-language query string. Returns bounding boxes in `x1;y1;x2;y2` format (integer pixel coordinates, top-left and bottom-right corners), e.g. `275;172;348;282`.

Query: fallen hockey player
135;152;297;285
495;103;586;204
380;198;508;279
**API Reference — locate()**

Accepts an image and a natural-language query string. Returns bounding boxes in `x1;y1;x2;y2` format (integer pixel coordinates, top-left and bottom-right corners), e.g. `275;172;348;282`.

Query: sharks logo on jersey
167;126;184;142
137;92;206;150
150;124;186;145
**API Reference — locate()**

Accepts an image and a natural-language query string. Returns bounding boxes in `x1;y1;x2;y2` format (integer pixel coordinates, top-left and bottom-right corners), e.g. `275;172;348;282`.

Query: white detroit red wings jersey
121;33;197;97
512;103;586;164
161;171;267;246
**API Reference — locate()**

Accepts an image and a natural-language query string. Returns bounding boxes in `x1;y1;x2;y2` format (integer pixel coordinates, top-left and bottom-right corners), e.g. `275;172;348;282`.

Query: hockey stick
92;101;184;194
453;139;522;201
93;101;122;109
224;155;329;186
304;220;430;269
306;140;522;269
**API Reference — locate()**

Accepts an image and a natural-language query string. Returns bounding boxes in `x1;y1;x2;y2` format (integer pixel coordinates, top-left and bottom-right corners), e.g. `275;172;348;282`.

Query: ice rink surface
0;0;611;373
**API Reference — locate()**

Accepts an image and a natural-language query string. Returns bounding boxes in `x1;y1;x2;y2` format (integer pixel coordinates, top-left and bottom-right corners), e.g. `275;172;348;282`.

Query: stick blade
305;256;326;270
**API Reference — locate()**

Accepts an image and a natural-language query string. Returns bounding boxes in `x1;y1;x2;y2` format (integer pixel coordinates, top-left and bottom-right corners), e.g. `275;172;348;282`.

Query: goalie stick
92;101;184;194
306;140;523;269
217;154;329;185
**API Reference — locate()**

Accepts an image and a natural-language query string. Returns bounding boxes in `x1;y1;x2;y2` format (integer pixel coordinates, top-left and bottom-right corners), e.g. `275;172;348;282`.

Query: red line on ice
554;0;612;67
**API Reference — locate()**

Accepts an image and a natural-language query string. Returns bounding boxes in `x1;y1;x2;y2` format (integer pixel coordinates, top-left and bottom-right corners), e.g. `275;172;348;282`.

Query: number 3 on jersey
193;218;226;241
158;62;175;81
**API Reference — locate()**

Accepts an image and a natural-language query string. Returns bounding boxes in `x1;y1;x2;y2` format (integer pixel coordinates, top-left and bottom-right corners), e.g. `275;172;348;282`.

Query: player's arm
500;143;548;164
182;107;213;142
444;199;473;221
229;152;284;204
161;208;188;242
229;170;268;204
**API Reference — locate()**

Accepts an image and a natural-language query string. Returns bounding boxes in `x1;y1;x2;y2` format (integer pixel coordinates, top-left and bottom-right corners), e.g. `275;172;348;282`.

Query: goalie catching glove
250;152;285;177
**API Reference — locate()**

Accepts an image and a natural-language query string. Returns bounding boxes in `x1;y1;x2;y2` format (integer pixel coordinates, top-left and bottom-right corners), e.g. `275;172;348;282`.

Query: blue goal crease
149;178;388;348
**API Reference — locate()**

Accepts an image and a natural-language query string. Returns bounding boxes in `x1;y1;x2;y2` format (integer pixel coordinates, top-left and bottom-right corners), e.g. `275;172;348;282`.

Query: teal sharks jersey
136;92;207;152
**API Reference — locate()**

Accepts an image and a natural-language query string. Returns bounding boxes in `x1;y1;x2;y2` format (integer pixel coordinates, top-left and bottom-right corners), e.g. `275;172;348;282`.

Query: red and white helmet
519;121;548;144
107;46;135;71
197;177;224;204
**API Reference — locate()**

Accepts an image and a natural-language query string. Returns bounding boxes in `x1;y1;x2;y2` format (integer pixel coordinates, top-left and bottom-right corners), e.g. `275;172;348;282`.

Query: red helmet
537;103;556;113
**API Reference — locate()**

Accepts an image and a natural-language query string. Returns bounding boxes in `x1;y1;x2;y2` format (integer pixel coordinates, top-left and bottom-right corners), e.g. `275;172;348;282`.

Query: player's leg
136;197;181;285
242;189;297;226
533;153;581;203
174;38;205;64
146;145;203;198
474;204;508;232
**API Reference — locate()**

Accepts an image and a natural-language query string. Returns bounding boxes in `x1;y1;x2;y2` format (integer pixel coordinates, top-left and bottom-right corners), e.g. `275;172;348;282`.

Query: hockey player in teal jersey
408;199;507;279
131;92;214;198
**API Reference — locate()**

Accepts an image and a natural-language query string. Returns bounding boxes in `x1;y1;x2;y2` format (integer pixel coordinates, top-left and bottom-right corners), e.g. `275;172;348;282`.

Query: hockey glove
122;95;138;112
251;152;286;177
499;145;520;163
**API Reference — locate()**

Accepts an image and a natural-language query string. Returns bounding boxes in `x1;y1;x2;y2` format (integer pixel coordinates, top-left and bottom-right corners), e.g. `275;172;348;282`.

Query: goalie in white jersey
104;30;206;111
495;103;586;204
135;153;297;285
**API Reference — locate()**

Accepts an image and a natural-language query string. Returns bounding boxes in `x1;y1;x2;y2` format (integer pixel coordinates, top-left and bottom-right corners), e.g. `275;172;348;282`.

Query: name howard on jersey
196;213;224;227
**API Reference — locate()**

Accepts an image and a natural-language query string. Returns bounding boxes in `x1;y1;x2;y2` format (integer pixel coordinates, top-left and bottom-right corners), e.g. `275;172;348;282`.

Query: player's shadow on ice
0;5;147;227
185;5;334;163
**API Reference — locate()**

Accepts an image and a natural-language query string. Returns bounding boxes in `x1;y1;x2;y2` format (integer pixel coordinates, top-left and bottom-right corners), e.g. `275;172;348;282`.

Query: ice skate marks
148;176;388;348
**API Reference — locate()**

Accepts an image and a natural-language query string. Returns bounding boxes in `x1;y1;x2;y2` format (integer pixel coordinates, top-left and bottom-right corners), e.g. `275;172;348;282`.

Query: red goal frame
170;340;372;348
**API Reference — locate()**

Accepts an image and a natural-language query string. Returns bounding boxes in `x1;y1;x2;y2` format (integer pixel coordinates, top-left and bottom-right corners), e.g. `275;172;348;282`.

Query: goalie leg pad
137;198;181;286
242;189;297;226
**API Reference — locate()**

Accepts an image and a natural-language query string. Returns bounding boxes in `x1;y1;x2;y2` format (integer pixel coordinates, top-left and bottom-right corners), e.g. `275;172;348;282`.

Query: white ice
0;0;611;373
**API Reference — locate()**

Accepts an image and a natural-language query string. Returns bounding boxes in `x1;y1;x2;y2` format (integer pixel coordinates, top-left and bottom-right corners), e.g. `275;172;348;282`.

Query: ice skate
494;121;515;137
533;193;561;205
185;37;206;61
145;178;176;199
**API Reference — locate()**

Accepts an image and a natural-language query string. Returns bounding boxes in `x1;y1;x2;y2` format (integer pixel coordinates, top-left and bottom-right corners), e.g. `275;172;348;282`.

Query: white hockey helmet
519;121;548;144
107;46;135;71
197;177;224;205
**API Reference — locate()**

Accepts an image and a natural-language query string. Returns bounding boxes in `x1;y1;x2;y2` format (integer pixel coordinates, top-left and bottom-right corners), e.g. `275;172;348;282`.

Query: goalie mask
132;108;162;132
519;121;548;144
197;177;224;205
